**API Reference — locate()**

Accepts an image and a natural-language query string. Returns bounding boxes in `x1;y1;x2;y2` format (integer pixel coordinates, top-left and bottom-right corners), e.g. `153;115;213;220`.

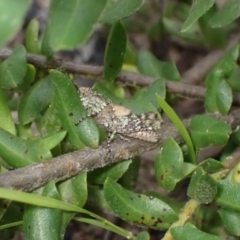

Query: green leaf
218;208;240;236
119;157;140;190
216;80;232;115
155;138;184;191
88;185;113;213
171;223;223;240
205;78;233;115
104;178;178;230
206;45;239;84
58;173;87;237
157;95;196;163
0;127;42;167
0;0;31;48
136;231;150;240
0;201;23;229
198;6;227;48
0;88;16;135
18;64;36;91
0;128;65;168
137;51;181;81
199;158;224;173
124;41;137;65
145;191;183;215
190;115;231;148
104;21;126;82
0;45;27;88
194;205;222;233
50;70;99;149
100;0;143;23
228;65;240;92
36;131;67;151
58;173;87;208
37;102;62;136
209;0;240;28
215;180;240;212
0;199;11;223
18;75;54;125
187;167;217;204
0;187;132;240
181;0;215;32
23;182;62;240
25;19;40;54
121;98;159;116
163;17;204;45
16;124;34;139
93;82;159;115
88;160;132;184
0;187;85;214
205;45;238;113
42;0;107;54
134;79;166;109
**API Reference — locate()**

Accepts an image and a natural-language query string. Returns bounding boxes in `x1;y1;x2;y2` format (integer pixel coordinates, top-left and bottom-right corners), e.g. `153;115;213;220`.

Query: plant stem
162;199;200;240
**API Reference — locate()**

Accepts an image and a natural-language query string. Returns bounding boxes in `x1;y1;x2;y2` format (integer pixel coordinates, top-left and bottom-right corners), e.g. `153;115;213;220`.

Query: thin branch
2;37;240;105
0;109;238;192
0;49;209;100
162;199;201;240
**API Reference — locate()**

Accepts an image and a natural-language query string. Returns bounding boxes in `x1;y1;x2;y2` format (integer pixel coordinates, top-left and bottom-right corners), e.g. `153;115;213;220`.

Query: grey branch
0;48;218;101
0;109;238;192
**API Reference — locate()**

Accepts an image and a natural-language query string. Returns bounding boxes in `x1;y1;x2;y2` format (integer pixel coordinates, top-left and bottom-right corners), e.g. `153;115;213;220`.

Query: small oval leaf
218;208;240;237
215;180;240;212
187;167;217;204
137;51;181;81
181;0;215;32
100;0;143;23
209;0;240;28
134;79;166;109
0;0;31;48
171;223;223;240
18;75;54;125
216;80;232;115
25;19;40;54
104;21;126;82
0;45;27;88
0;88;16;135
104;178;178;230
42;0;107;53
155;138;184;191
51;70;99;149
190;115;232;148
136;231;150;240
0;127;55;168
58;173;87;236
23;182;62;240
88;160;131;184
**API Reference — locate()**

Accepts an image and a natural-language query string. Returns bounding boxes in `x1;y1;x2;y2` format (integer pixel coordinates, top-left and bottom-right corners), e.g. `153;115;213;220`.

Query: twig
162;199;201;240
1;47;240;104
0;49;209;100
0;109;238;192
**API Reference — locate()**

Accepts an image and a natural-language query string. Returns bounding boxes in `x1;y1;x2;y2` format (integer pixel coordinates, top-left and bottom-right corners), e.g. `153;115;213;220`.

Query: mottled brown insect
77;87;163;143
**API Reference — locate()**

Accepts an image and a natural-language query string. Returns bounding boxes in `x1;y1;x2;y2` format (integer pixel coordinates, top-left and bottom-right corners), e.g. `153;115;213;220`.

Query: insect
77;87;163;144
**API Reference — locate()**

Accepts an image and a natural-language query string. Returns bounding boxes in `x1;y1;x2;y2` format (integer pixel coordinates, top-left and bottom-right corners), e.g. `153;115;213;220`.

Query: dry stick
1;48;240;104
0;49;212;100
0;109;239;192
